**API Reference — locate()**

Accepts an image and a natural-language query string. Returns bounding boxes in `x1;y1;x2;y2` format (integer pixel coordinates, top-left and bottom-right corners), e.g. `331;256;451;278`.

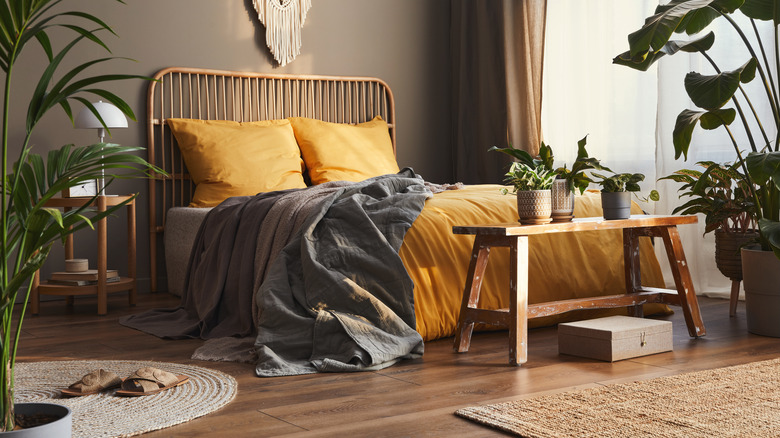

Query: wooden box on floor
558;316;672;362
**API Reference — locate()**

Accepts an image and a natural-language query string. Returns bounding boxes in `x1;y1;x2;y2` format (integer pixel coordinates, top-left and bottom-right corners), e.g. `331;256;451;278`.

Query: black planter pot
600;191;631;220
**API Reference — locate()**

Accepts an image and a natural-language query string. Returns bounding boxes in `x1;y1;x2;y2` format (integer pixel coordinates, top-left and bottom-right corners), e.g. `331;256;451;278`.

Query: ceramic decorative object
742;248;780;337
600;192;631;220
551;179;574;222
516;190;552;225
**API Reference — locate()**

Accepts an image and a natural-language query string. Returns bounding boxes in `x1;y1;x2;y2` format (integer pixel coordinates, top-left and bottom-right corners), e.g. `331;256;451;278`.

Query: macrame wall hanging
252;0;312;67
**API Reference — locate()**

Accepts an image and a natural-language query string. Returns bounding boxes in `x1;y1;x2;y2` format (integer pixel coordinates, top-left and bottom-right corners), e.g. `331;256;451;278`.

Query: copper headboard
147;67;396;291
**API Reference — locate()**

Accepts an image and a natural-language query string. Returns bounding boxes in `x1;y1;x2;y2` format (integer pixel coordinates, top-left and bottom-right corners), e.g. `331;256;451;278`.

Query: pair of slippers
62;367;189;397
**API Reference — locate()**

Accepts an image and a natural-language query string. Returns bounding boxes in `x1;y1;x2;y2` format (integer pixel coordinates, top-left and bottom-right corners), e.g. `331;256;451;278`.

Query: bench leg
454;235;492;353
657;225;706;337
509;236;528;366
623;228;644;317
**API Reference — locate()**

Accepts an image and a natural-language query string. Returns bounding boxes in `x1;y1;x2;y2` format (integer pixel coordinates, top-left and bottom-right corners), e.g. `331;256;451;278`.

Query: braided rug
14;360;237;437
456;357;780;437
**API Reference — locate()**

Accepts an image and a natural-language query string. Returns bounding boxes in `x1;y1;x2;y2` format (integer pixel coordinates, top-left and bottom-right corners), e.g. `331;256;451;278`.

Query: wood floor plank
14;293;780;436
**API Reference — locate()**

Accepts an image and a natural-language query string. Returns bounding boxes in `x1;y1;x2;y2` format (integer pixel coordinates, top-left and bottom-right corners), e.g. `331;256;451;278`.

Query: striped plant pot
551;179;574;222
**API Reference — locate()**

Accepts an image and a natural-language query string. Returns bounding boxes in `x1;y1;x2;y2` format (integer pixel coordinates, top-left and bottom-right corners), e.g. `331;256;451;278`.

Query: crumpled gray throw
253;171;430;376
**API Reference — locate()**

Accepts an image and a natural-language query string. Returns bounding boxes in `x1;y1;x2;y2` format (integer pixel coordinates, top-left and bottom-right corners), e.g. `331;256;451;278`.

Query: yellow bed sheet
400;185;668;342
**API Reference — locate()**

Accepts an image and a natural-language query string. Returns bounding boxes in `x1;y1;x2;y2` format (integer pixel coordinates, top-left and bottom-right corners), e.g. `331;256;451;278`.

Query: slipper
61;369;123;397
115;367;189;396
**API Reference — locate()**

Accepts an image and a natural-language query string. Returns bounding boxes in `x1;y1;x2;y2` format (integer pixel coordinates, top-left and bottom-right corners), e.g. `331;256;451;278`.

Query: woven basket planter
516;190;552;225
715;229;759;281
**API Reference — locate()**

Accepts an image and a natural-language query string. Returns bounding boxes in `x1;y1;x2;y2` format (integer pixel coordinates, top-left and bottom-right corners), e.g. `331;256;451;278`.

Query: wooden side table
452;215;705;366
31;195;137;315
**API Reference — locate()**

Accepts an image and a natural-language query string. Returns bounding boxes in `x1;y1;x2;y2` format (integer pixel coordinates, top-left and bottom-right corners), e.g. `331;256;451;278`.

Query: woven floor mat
456;358;780;437
15;360;237;438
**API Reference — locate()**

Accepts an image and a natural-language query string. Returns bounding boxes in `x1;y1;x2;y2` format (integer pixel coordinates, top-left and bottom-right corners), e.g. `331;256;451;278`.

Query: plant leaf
740;0;780;24
672;108;736;160
684;58;757;110
628;0;734;58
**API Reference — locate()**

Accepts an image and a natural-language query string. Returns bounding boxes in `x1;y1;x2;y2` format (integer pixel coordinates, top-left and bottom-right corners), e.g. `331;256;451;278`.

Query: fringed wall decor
252;0;312;67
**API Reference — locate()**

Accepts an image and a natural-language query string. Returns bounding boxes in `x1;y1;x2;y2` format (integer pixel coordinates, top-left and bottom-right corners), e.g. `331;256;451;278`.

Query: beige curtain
451;0;547;184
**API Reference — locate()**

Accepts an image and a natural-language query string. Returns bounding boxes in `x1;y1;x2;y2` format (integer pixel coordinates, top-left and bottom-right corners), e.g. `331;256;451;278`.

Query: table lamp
74;101;128;194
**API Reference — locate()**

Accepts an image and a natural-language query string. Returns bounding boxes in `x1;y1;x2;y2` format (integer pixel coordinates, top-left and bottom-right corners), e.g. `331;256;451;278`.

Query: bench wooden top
453;215;697;237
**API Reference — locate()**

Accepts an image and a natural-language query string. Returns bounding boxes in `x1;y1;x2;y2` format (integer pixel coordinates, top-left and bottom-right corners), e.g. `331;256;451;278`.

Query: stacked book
48;269;120;286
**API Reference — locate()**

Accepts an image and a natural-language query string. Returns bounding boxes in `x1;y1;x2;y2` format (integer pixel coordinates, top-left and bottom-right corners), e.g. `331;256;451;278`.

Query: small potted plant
501;161;556;225
549;135;610;221
490;136;608;221
592;171;658;220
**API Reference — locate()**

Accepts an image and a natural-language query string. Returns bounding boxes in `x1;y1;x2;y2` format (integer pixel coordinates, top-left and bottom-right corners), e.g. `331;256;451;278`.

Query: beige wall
14;0;452;292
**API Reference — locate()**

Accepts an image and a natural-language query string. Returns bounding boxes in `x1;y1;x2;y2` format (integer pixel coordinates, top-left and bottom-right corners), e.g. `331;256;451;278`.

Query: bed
135;67;667;374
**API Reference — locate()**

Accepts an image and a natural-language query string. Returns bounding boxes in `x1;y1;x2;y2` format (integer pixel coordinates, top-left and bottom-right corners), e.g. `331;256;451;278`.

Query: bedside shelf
38;277;135;296
32;195;137;315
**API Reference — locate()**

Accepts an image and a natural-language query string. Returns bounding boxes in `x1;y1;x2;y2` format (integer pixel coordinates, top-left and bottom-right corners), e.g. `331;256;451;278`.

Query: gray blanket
122;169;430;376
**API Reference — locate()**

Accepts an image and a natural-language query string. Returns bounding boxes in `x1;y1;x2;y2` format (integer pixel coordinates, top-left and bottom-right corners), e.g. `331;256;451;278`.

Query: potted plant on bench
490;136;608;222
591;171;659;220
501;161;556;225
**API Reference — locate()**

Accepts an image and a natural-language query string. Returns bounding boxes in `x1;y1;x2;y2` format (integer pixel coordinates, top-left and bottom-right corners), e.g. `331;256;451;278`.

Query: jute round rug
456;357;780;437
14;360;237;438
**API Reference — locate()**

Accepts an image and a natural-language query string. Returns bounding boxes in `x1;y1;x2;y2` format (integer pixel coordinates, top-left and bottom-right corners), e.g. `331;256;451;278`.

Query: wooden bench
452;215;705;365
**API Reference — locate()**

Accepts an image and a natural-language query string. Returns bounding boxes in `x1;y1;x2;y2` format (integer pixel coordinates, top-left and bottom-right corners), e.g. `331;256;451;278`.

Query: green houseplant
614;0;780;335
501;161;555;225
591;171;658;220
0;0;159;432
661;160;758;315
490;136;609;221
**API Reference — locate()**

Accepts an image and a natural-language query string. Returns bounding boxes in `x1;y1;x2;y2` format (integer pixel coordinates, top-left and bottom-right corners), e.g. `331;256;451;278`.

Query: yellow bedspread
400;185;667;341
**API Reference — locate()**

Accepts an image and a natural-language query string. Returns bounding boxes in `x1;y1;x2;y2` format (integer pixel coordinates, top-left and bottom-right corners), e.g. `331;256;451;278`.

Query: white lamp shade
74;101;128;129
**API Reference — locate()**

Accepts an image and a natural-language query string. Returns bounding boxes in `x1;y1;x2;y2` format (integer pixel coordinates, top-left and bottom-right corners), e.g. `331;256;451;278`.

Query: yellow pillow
288;116;400;184
167;118;306;207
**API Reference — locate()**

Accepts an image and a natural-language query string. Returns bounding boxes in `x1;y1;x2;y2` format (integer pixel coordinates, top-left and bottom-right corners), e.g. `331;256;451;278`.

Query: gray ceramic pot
600;191;631;220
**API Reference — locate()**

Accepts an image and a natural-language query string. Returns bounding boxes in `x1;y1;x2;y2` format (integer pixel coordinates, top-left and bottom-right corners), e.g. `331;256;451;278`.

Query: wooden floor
18;293;780;437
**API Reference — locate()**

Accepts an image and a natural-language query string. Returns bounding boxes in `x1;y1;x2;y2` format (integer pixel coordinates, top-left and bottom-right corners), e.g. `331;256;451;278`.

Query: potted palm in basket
0;0;159;433
614;0;780;335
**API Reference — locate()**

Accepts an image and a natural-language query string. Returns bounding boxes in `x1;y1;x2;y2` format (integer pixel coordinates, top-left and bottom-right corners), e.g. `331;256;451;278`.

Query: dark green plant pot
600;191;631;220
742;248;780;337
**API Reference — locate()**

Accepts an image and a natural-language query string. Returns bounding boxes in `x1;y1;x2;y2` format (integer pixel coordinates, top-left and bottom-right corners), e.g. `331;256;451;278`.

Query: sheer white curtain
542;1;776;297
542;0;658;199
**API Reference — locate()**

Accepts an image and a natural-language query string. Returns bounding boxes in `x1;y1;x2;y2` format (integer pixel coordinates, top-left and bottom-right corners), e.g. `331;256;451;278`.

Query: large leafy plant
614;0;780;257
0;0;158;431
660;160;756;234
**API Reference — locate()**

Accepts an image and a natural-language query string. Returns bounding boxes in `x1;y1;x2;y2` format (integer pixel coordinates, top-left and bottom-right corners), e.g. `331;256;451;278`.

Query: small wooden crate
558;316;672;362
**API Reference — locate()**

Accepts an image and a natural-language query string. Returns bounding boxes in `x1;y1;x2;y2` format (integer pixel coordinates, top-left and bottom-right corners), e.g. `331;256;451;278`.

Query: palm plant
613;0;780;258
0;0;159;431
